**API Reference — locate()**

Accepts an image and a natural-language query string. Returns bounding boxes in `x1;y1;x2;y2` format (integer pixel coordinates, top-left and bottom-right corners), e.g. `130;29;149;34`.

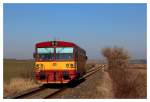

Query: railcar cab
33;41;87;84
34;41;75;61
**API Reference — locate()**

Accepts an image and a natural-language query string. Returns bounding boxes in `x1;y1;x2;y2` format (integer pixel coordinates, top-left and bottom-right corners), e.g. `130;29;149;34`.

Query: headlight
35;64;43;70
70;64;74;68
66;64;69;68
66;63;75;68
34;64;39;69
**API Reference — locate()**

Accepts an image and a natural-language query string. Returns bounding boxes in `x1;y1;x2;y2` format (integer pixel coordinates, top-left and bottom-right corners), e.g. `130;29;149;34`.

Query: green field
4;59;35;83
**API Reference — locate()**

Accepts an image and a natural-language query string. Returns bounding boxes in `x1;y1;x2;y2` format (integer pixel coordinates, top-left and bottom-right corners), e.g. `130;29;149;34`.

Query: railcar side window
56;47;74;60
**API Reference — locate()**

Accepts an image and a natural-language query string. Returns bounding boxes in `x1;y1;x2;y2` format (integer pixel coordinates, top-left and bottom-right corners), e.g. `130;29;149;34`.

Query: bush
101;47;130;98
102;47;130;70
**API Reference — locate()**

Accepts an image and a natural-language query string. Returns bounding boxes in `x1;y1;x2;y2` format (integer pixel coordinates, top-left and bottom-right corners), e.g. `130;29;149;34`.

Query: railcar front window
37;48;54;60
56;47;74;60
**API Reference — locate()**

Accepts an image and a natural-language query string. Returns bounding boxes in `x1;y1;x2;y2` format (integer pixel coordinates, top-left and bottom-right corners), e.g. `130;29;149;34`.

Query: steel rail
5;85;45;99
80;65;102;79
86;65;103;73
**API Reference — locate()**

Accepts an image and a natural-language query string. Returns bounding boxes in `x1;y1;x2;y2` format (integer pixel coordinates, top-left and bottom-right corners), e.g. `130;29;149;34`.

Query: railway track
6;65;104;99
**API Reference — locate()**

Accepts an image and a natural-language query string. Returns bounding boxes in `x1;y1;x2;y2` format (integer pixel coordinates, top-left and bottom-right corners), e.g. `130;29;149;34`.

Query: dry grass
128;72;147;98
125;68;147;98
4;78;40;97
96;71;114;98
3;59;39;97
85;63;96;71
128;64;147;69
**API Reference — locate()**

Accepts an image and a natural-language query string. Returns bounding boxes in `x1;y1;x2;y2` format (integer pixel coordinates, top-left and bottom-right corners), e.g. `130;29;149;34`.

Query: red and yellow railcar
33;41;87;84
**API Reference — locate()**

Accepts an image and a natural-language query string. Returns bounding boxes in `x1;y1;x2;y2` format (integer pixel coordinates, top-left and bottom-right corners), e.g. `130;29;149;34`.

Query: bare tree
102;46;130;70
101;46;130;98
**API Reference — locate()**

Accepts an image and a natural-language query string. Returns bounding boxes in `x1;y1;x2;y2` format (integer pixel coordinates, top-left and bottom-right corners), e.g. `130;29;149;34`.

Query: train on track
33;41;87;84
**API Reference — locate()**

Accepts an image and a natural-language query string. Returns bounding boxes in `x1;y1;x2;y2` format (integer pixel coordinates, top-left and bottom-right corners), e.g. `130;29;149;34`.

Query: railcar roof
36;41;74;47
36;41;75;46
36;41;85;52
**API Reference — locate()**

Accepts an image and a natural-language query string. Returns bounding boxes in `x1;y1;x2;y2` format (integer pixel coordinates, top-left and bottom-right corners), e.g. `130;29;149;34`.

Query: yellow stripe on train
35;61;76;70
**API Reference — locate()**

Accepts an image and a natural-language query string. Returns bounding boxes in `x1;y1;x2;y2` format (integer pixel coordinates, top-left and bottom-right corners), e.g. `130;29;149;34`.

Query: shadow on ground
42;78;85;89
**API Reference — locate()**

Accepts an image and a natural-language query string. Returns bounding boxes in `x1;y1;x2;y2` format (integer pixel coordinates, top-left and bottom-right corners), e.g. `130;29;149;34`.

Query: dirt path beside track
52;70;114;99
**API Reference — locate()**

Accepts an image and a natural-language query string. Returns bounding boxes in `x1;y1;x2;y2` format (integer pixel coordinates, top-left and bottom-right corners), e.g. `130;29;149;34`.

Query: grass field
3;59;39;96
4;59;34;83
125;64;147;98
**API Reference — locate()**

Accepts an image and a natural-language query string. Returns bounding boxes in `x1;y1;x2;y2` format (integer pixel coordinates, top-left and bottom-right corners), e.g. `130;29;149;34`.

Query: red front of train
33;41;87;84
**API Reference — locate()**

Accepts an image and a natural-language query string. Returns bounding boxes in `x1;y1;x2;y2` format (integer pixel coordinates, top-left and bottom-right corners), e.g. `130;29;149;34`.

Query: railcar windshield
56;47;74;60
37;48;54;60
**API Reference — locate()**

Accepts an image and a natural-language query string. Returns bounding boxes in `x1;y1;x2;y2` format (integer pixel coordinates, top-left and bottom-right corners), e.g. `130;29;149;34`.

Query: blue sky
4;3;146;59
